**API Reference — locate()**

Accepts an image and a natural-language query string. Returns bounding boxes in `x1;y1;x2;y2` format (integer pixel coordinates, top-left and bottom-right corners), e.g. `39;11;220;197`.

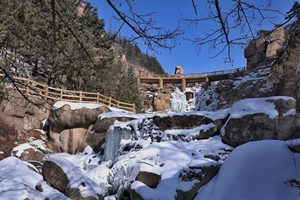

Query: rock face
48;104;111;153
215;65;272;110
152;112;229;141
221;97;300;147
175;66;184;75
244;26;285;68
0;91;52;130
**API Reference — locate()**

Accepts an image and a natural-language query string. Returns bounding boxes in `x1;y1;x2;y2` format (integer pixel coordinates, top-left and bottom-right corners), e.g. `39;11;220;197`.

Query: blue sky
87;0;294;74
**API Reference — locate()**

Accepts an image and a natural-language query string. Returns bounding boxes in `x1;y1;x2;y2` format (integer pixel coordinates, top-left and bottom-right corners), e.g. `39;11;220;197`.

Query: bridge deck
138;67;244;91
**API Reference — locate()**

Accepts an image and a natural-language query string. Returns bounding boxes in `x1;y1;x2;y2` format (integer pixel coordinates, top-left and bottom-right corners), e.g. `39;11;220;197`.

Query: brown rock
59;128;87;154
222;97;300;147
42;160;69;193
77;125;106;153
153;92;171;112
12;146;46;164
0;92;51;129
136;171;161;189
42;158;104;199
27;129;44;139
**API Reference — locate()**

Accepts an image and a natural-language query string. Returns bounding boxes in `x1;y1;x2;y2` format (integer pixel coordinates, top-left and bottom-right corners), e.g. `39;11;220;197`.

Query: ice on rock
104;122;134;162
169;88;195;113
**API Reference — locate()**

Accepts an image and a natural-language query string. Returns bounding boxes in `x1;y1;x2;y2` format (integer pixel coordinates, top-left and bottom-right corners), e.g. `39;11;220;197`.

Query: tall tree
115;66;141;110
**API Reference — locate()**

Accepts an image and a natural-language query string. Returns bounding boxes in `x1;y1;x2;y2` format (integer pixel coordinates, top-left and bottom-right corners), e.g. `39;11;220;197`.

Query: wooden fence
0;74;136;113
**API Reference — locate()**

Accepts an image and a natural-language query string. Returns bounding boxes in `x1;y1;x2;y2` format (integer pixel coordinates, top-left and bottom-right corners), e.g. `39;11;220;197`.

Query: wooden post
79;91;82;103
159;78;163;89
97;92;100;103
60;89;63;100
109;97;112;107
205;77;210;90
44;86;49;100
181;78;186;92
26;79;30;94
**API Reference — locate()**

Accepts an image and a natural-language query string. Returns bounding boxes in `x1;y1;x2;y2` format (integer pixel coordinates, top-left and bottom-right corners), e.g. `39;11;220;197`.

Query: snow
53;101;101;110
13;143;34;157
195;140;300;200
284;108;296;116
228;97;288;119
1;97;300;199
0;157;44;200
99;110;141;119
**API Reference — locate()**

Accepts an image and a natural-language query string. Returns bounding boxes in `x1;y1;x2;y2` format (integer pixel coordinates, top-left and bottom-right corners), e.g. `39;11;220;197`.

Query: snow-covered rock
42;156;104;199
221;96;300;146
196;140;300;200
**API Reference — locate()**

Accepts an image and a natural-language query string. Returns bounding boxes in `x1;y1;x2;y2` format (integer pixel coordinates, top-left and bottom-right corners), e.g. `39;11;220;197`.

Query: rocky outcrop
0;91;52;130
221;97;300;147
215;65;272;109
152;112;229;140
175;66;184;75
48;104;111;153
244;26;285;68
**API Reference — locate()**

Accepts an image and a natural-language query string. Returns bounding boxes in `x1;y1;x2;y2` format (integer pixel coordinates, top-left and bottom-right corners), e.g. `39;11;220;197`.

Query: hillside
0;0;164;113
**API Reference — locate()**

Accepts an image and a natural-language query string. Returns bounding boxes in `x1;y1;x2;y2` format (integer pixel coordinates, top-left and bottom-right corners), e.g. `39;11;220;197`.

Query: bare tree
106;0;292;62
106;0;184;52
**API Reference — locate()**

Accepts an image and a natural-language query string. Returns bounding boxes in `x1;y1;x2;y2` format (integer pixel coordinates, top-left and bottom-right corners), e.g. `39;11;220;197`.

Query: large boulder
196;140;300;199
221;96;300;147
42;157;104;199
48;103;111;153
48;104;111;129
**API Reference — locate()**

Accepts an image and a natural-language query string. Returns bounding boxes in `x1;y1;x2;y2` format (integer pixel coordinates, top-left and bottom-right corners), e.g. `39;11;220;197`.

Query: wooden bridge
138;67;245;91
0;74;136;113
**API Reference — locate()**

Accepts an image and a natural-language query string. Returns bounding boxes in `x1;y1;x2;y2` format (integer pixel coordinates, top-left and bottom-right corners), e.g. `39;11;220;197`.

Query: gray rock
222;97;300;147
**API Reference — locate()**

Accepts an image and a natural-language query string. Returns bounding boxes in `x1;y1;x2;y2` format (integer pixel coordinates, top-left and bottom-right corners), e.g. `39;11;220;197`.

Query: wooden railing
140;67;246;78
0;74;136;113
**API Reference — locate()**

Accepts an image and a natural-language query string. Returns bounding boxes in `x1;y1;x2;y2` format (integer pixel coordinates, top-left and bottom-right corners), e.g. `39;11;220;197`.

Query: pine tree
116;66;141;110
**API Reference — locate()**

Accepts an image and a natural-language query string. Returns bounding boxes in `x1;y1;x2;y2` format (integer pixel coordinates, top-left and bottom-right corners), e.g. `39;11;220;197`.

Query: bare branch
106;0;184;52
192;0;198;15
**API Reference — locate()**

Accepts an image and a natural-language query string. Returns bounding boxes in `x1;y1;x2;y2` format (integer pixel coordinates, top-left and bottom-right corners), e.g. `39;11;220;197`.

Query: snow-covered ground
1;97;300;199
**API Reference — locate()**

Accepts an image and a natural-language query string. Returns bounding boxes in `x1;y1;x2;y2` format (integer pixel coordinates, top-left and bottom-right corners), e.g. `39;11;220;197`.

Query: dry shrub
0;116;21;142
0;116;26;160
